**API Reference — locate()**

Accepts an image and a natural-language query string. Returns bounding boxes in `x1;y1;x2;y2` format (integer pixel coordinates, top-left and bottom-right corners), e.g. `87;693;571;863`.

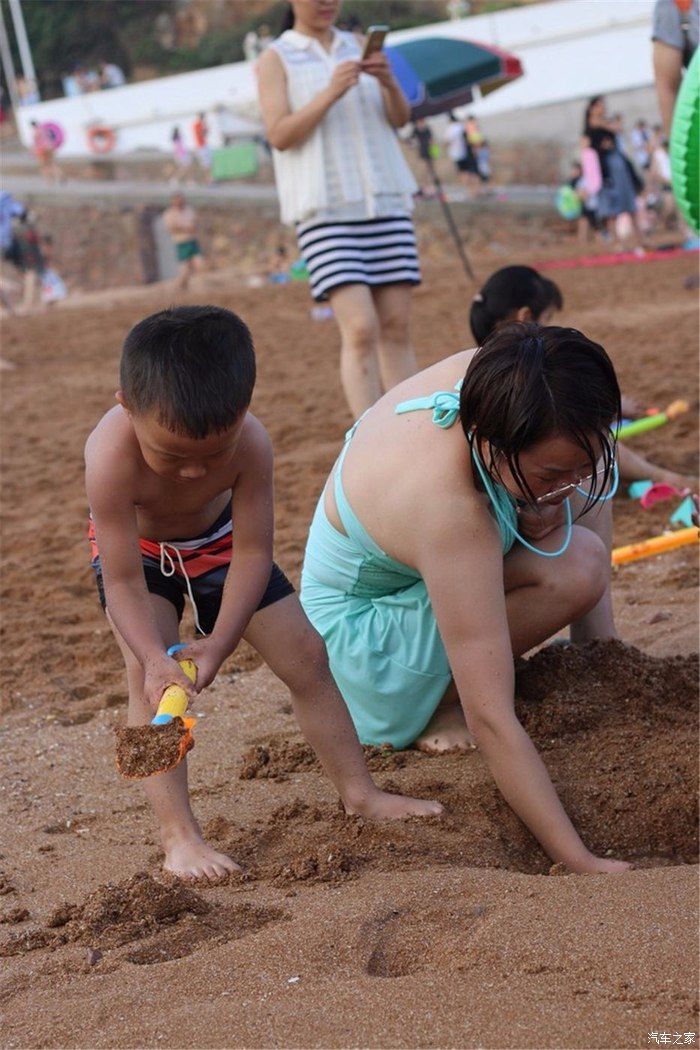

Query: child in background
647;126;678;229
569;159;598;243
40;234;67;305
169;126;194;187
267;244;290;283
469;265;694;489
192;112;212;184
476;139;491;185
85;306;440;881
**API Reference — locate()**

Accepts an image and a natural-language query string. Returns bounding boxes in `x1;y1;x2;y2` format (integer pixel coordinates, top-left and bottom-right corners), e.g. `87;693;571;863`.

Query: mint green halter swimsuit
300;386;569;748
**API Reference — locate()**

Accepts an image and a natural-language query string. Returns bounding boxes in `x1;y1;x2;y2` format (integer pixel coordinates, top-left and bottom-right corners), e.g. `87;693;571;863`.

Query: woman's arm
361;53;411;127
257;47;360;151
415;495;627;873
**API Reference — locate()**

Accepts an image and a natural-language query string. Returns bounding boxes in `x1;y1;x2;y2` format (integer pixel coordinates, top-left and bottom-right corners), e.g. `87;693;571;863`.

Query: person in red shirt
192;112;212;183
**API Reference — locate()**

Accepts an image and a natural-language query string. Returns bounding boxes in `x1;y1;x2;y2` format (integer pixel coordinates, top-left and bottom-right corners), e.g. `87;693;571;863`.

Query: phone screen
361;25;388;60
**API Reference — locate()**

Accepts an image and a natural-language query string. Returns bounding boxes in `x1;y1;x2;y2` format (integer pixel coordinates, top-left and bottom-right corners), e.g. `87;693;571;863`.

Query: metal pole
8;0;37;88
0;3;20;112
424;154;476;282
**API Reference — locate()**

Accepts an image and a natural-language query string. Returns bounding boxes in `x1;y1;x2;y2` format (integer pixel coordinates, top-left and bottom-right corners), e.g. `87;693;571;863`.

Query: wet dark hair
120;305;256;439
281;2;295;31
583;94;604;132
469;265;563;346
460;322;621;510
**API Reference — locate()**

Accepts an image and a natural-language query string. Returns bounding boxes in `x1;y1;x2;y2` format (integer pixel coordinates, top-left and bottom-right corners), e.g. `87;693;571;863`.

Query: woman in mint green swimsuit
302;322;630;876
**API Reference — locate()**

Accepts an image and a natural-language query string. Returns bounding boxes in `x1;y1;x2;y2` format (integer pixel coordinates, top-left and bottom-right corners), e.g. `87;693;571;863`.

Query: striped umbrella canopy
386;37;523;117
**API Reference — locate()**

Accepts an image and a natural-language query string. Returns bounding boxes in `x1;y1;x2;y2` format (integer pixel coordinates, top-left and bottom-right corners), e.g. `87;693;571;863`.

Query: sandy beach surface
1;226;698;1049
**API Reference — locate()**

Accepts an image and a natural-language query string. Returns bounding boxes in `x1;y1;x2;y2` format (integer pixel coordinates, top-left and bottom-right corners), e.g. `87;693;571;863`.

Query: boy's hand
143;653;196;715
176;638;227;692
344;788;443;821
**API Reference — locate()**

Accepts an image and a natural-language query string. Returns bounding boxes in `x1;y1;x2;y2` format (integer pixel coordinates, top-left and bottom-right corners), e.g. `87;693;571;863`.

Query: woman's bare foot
415;701;476;754
163;835;242;881
344;790;443;820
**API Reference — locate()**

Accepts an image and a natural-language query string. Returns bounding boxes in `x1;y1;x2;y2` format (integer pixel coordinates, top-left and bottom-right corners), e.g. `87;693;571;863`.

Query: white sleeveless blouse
268;29;417;225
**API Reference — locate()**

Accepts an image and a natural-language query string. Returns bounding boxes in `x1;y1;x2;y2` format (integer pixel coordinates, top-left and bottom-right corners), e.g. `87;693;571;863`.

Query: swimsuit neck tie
395;389;461;430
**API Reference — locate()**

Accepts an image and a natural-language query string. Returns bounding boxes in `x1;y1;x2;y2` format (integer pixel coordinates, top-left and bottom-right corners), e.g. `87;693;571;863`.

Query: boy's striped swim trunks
88;501;294;635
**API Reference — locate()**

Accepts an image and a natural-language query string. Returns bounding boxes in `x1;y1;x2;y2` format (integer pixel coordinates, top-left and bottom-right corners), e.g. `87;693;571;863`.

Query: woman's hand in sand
567;852;633;875
344;789;443;821
143;653;196;713
517;501;566;541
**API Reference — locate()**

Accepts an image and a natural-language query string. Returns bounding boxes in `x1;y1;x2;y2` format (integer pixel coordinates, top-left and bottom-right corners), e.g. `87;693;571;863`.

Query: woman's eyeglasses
534;465;614;506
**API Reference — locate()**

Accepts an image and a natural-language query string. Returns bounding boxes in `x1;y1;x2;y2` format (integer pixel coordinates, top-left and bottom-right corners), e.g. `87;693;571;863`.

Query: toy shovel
115;644;198;779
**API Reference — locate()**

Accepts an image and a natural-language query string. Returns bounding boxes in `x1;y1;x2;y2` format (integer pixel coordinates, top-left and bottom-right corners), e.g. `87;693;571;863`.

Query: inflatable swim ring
670;48;699;234
86;125;116;154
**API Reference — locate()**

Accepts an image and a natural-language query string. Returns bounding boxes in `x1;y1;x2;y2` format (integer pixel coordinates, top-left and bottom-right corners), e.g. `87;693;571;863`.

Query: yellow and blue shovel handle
151;643;197;725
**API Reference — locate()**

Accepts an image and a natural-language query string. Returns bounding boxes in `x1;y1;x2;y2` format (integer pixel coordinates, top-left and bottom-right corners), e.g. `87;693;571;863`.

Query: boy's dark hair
470;265;563;345
120;305;256;438
460;323;621;511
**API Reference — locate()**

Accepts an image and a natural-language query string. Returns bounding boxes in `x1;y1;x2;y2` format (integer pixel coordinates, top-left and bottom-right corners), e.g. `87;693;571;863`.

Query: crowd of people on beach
63;60;127;96
565;96;680;252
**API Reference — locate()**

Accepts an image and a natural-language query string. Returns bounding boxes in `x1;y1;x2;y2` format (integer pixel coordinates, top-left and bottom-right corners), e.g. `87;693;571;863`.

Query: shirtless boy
85;305;439;881
162;194;204;291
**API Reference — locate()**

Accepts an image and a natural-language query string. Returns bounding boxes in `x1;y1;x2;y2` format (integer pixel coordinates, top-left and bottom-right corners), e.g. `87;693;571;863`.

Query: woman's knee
378;306;410;346
342;322;378;359
556;526;609;611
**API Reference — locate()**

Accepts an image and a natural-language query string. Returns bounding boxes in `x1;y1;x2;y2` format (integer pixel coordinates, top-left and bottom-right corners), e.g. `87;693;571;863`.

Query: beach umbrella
386;37;523;118
386;37;523;283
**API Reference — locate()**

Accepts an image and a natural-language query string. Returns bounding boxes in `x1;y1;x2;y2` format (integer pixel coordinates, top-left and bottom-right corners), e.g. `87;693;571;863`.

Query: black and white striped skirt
296;215;421;302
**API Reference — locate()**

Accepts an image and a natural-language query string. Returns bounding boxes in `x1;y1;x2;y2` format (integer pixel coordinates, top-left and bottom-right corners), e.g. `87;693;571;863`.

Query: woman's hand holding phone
361;51;395;88
327;60;361;101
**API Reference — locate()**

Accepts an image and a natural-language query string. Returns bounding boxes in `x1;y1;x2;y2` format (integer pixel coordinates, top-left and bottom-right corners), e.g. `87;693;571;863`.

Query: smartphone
361;25;389;60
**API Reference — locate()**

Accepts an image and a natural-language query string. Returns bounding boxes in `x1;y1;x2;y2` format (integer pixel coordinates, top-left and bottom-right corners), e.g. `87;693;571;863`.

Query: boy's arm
85;434;193;711
183;417;275;689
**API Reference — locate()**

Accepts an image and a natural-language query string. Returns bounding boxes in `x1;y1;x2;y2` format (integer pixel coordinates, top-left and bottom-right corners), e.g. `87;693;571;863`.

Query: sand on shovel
115;717;194;779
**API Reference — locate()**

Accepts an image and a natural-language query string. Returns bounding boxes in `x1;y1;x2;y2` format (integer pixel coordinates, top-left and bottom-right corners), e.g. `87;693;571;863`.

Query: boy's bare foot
163;835;242;882
415;700;476;754
345;790;442;820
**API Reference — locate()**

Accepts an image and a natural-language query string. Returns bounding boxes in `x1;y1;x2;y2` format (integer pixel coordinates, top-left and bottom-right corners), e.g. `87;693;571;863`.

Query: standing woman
257;1;421;417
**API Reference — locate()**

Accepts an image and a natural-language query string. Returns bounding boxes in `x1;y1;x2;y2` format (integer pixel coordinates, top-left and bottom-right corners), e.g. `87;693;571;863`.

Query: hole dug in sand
229;642;698;880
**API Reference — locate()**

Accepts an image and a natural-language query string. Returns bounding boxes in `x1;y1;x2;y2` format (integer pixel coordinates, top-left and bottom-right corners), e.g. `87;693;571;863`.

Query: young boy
85;306;440;881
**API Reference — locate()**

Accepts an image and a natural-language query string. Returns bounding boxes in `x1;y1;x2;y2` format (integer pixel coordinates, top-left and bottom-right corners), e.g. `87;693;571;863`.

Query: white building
13;0;658;160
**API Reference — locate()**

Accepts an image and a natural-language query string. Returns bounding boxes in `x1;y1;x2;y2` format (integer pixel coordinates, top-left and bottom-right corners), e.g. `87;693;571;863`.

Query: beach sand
1;234;698;1049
